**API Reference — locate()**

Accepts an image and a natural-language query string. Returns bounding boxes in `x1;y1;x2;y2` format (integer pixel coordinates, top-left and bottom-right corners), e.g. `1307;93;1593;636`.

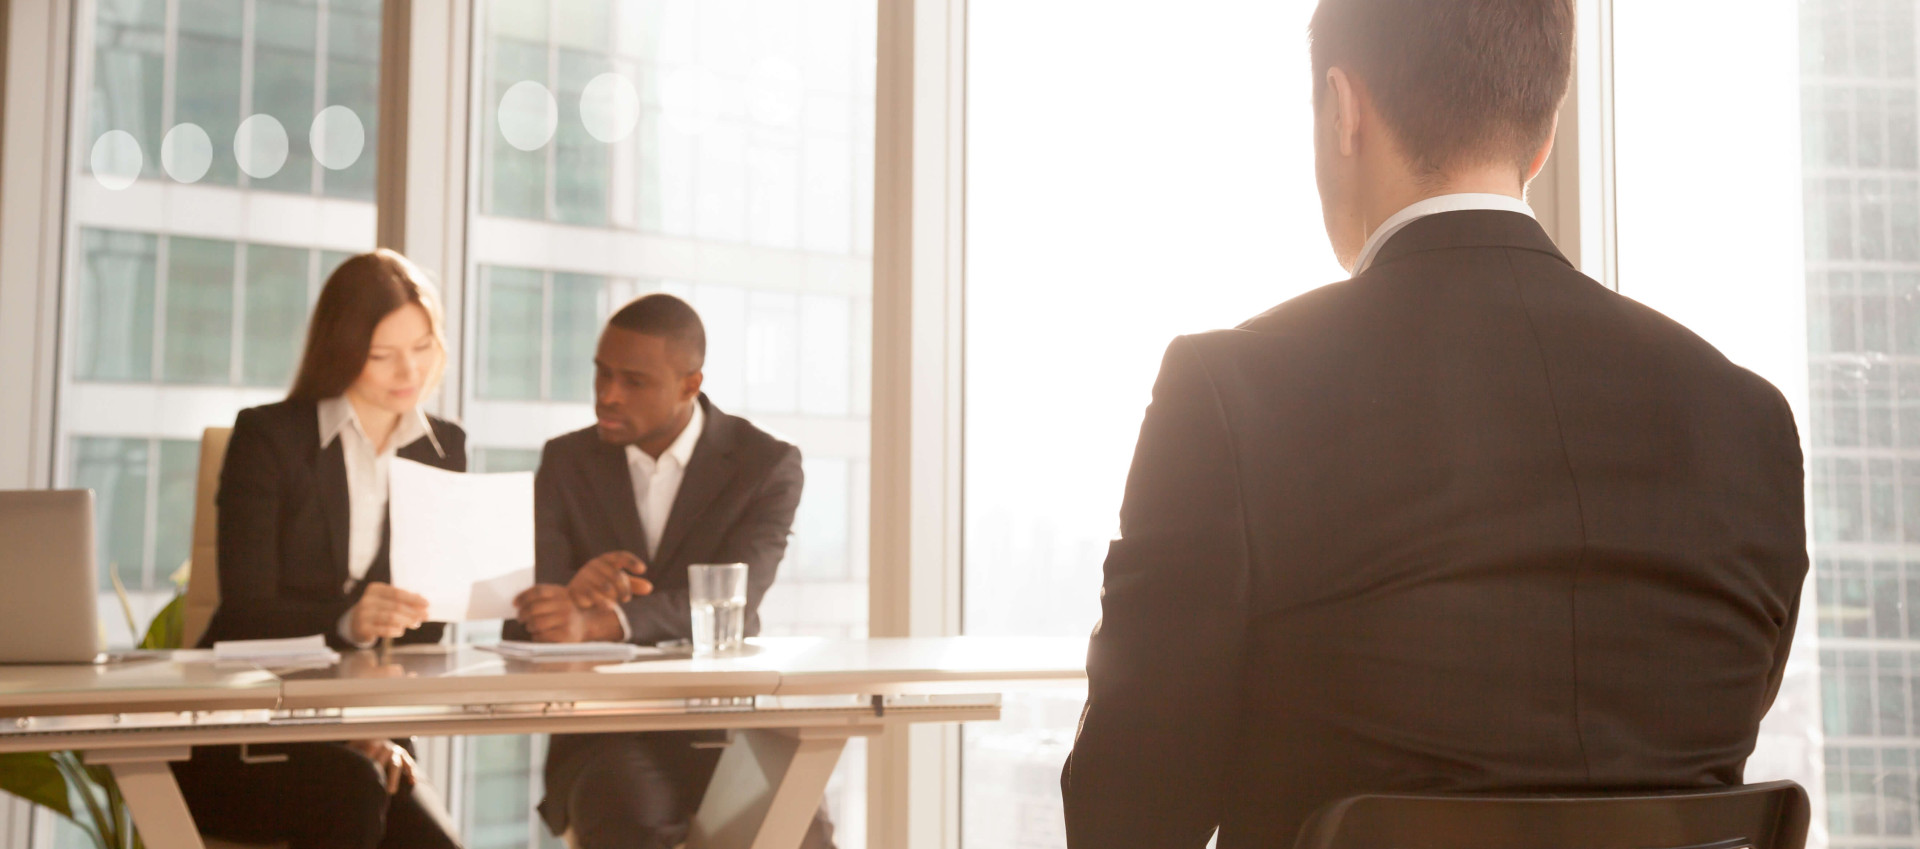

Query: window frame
869;0;968;845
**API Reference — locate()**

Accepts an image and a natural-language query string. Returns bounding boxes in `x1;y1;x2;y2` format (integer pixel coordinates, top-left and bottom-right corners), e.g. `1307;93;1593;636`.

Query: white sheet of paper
389;458;535;622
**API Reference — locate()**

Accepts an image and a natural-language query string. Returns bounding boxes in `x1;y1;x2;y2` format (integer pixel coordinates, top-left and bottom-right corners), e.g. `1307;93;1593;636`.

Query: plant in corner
0;561;189;848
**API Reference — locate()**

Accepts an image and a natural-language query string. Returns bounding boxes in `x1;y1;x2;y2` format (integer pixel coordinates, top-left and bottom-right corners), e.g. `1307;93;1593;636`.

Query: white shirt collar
625;399;706;470
1352;192;1536;275
317;395;444;458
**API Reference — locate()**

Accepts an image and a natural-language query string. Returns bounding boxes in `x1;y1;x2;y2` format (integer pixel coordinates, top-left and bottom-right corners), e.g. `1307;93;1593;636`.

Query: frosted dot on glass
160;124;213;184
580;73;641;144
498;81;559;151
310;106;366;171
90;131;143;191
748;56;803;127
234;114;290;179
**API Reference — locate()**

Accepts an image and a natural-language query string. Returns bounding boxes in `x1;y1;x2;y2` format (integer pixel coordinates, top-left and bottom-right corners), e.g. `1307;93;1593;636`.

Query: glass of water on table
688;563;748;655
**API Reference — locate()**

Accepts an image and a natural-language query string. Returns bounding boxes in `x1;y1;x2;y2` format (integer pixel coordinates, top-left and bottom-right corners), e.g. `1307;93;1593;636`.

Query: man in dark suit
1060;1;1809;847
510;293;831;849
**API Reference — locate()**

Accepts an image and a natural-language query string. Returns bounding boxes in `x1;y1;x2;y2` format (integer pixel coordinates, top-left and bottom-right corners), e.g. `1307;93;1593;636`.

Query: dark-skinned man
510;293;832;849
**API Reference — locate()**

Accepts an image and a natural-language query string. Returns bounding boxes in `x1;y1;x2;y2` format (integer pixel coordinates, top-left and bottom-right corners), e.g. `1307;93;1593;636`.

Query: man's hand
347;583;429;645
345;739;415;795
566;551;652;609
514;584;623;643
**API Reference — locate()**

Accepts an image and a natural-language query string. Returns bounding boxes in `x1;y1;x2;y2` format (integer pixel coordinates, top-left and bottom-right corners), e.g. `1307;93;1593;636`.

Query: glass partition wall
51;0;875;846
454;0;876;845
63;0;382;648
55;0;381;843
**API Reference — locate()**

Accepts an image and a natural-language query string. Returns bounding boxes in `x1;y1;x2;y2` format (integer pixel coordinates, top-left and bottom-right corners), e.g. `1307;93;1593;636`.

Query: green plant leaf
139;592;186;651
51;752;112;849
5;595;187;847
0;752;75;820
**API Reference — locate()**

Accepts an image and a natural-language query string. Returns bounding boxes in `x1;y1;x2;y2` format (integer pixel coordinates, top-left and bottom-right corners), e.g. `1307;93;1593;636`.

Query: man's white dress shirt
318;395;443;646
1352;192;1537;275
610;401;706;639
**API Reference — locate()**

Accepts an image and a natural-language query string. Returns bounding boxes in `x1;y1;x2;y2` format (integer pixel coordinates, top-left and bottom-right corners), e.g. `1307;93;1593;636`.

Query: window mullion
313;0;331;196
162;0;181;140
230;242;246;386
540;269;553;401
238;0;258;191
152;236;171;383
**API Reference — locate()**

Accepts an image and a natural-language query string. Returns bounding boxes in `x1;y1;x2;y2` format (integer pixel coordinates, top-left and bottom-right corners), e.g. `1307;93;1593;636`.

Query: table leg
688;726;873;849
82;747;205;849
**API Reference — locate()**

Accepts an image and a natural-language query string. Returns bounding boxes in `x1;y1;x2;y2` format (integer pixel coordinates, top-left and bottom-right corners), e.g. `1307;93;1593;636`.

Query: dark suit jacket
200;398;467;650
515;394;804;646
516;395;803;829
1060;211;1809;848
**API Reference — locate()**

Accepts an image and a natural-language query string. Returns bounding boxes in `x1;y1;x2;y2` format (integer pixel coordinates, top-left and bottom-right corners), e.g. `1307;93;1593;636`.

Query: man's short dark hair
1310;0;1573;182
608;292;706;374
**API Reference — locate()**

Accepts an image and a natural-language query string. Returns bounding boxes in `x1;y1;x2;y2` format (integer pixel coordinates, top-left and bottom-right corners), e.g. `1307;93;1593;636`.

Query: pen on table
377;635;391;664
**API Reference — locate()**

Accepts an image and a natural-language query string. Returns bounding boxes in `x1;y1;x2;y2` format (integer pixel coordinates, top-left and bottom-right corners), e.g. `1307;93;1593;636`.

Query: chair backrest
1294;782;1809;849
181;426;232;649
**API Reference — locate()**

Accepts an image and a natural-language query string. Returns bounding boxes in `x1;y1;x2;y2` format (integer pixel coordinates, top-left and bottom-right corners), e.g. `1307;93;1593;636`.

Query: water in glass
688;563;748;655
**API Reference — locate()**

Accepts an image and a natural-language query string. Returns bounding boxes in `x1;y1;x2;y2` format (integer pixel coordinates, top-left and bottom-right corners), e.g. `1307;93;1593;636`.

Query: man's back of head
1309;0;1574;268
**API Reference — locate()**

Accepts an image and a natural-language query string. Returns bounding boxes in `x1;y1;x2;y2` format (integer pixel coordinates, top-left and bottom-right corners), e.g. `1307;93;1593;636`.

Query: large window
36;0;1876;846
43;0;879;843
456;0;877;844
1609;0;1833;843
963;2;1339;845
64;0;379;646
53;0;381;844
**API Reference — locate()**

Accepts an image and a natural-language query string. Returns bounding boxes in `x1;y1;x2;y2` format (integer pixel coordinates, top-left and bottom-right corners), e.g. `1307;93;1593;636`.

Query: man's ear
1524;112;1560;185
1327;67;1362;158
681;369;705;403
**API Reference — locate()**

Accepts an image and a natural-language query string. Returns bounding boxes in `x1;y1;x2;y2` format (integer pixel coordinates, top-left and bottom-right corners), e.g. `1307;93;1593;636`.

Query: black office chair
1295;782;1809;849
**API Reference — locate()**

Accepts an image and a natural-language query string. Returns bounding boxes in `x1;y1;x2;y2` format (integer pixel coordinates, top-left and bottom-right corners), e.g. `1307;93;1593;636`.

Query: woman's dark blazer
198;398;467;650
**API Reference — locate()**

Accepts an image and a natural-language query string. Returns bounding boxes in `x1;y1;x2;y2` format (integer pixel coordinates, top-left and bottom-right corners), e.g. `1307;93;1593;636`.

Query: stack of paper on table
211;634;341;665
485;641;658;663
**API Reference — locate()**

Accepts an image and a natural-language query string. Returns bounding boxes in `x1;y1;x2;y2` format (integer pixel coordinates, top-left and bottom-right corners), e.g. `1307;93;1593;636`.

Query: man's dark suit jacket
1060;211;1809;848
519;394;804;831
202;398;465;650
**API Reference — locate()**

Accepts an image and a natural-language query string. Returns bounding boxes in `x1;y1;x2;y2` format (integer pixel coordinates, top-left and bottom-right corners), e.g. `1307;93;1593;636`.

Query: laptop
0;490;103;663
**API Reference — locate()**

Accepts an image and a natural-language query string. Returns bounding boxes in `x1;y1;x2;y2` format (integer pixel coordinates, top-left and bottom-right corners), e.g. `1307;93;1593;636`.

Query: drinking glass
688;563;748;655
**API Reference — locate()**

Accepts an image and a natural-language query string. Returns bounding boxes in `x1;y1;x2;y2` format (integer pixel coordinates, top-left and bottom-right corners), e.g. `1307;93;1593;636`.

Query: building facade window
1804;3;1920;844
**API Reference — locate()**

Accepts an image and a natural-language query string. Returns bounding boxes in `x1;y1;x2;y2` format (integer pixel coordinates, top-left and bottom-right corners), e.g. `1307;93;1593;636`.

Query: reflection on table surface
0;656;280;716
0;637;1089;715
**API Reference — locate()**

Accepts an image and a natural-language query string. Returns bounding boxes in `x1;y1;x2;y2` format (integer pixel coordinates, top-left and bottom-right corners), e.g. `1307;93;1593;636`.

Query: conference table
0;636;1088;849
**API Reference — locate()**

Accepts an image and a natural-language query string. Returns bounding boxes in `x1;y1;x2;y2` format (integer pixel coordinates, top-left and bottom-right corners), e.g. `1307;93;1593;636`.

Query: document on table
483;641;671;663
389;458;535;622
158;634;341;666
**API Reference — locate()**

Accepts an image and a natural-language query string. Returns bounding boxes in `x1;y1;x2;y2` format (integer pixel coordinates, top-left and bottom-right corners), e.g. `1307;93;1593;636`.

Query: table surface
0;636;1089;717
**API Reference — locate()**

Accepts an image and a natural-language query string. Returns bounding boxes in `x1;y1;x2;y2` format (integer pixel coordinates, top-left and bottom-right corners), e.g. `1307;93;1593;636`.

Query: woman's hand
347;582;430;645
345;738;415;795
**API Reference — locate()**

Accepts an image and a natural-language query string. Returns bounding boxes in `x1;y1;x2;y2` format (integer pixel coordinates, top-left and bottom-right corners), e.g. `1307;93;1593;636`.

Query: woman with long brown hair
173;249;464;849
